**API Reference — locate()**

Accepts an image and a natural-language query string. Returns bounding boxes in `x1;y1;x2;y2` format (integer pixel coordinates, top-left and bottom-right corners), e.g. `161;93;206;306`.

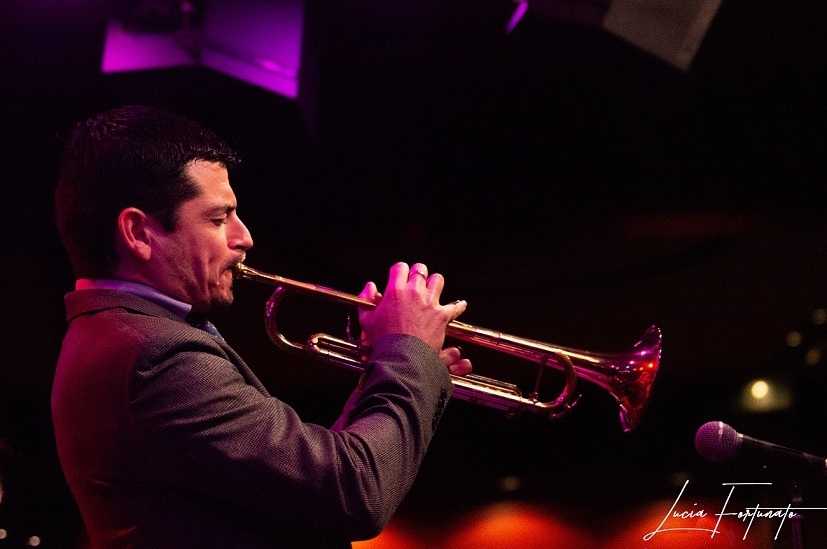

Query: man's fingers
358;281;381;303
448;358;472;376
408;263;428;284
447;299;467;319
438;346;472;376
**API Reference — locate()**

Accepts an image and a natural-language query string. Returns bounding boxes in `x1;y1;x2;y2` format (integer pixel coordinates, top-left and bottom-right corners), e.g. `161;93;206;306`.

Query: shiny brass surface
234;263;661;432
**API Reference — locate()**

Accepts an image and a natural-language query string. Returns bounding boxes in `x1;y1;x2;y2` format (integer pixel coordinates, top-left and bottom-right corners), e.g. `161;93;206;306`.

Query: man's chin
208;273;237;310
211;291;234;310
194;289;233;313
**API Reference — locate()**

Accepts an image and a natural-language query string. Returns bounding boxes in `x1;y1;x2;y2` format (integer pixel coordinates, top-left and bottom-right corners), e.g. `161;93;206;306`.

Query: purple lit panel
101;20;197;73
201;0;303;99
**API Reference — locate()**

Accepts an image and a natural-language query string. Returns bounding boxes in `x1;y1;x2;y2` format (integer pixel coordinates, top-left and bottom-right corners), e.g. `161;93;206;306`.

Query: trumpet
234;263;661;432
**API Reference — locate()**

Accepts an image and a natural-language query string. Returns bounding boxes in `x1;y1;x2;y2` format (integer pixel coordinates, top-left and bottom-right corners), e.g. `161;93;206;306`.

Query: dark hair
55;105;240;279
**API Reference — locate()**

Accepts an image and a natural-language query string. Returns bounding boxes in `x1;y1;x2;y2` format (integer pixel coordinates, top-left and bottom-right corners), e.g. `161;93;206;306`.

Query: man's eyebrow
204;204;236;216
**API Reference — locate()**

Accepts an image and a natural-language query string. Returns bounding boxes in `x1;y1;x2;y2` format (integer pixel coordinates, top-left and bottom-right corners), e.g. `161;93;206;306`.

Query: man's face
153;160;254;312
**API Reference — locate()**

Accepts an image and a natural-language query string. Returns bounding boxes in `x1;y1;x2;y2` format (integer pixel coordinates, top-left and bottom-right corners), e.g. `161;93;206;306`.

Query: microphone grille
695;421;739;462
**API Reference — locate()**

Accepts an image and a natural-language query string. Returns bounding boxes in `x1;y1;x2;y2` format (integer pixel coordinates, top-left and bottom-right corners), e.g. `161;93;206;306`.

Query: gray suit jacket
52;289;452;548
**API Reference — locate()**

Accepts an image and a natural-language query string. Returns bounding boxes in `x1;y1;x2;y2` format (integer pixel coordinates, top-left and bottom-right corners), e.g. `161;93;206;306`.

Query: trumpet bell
444;322;661;431
600;325;661;432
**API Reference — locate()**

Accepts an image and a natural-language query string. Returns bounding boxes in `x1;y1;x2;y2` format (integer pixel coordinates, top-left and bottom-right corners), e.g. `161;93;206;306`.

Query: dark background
2;0;827;546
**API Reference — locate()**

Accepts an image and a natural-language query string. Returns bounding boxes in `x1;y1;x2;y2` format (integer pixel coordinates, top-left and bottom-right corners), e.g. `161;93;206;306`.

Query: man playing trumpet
52;105;471;548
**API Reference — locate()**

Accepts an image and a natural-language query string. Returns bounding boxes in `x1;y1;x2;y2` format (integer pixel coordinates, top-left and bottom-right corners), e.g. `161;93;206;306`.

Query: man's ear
117;207;155;261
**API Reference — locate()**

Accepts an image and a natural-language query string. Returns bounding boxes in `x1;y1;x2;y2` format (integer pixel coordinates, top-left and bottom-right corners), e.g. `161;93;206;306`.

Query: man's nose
231;217;254;251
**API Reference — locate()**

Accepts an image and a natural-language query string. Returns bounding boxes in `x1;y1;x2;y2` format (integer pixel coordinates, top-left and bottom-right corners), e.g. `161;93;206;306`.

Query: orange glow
442;502;598;549
352;521;420;549
352;498;781;548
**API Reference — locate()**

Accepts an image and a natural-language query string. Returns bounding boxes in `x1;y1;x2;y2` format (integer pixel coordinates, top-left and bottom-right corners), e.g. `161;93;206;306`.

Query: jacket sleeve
130;330;452;541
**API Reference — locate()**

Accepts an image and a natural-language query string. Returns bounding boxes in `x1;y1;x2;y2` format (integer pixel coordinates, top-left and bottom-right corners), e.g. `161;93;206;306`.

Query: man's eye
212;217;228;226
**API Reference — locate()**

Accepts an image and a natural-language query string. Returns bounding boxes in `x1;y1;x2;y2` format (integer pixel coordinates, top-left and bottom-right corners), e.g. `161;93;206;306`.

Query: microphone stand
786;479;804;549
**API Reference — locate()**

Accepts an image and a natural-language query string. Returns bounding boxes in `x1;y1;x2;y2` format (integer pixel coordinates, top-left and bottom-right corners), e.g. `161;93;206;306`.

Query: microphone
695;421;827;479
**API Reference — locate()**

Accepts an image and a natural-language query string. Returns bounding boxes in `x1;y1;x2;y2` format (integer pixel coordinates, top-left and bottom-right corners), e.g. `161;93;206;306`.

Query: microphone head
695;421;739;462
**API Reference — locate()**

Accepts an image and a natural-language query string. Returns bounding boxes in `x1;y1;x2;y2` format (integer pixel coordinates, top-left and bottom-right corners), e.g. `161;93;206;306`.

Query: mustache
225;255;246;274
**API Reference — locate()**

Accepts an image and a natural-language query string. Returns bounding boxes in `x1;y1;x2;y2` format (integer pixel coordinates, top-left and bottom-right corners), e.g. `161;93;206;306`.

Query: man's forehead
186;162;234;195
186;159;230;180
174;173;235;223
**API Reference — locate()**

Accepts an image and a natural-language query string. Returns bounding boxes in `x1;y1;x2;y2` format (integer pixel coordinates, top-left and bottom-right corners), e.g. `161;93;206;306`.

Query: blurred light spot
496;475;522;492
352;520;419;549
0;529;7;540
750;380;769;399
805;347;822;366
739;379;793;413
668;471;692;489
443;502;597;549
813;308;827;325
786;331;802;347
26;536;41;547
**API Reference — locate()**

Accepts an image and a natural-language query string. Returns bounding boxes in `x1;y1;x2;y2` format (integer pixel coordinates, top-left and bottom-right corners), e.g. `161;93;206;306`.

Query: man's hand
358;262;471;376
438;346;472;376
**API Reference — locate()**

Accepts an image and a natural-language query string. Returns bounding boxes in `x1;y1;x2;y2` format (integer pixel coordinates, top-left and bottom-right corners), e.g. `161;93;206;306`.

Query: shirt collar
75;279;192;319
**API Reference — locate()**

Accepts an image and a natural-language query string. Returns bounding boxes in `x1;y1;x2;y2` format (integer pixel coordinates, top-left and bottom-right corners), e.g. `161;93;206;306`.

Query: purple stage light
102;0;304;99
